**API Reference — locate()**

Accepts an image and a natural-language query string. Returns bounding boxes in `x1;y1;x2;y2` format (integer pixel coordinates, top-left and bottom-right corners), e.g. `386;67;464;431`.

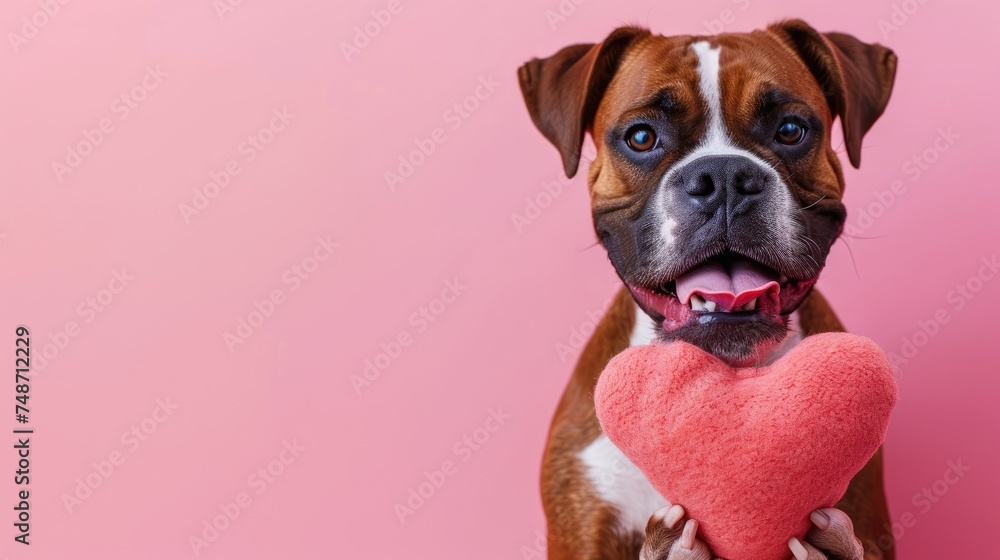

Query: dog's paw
641;505;717;560
787;508;865;560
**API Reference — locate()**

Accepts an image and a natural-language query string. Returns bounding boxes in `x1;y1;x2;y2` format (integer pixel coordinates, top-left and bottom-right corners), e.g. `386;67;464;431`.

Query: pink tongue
675;260;780;311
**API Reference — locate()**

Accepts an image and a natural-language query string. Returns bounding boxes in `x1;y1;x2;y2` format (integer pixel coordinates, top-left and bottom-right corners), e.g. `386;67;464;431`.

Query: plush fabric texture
594;333;897;560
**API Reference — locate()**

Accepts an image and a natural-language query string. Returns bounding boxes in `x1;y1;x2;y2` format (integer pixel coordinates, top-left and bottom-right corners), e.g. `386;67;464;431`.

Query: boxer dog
517;20;897;560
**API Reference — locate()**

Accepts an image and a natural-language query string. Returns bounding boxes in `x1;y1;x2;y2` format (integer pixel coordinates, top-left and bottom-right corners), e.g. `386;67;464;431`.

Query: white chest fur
577;305;802;535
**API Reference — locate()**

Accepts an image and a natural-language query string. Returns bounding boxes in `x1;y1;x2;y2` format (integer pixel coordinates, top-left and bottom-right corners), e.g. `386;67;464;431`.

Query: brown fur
542;289;635;560
542;289;894;559
584;29;855;246
521;20;898;560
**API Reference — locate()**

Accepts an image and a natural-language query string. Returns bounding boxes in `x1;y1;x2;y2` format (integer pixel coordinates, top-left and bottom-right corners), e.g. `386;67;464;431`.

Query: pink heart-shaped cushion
594;333;897;560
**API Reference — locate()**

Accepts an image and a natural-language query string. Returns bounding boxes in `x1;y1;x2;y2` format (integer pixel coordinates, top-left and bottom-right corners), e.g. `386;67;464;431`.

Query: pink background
1;0;998;558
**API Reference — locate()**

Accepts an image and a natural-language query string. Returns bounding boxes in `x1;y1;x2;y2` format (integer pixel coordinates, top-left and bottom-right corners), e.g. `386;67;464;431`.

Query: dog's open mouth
627;253;818;333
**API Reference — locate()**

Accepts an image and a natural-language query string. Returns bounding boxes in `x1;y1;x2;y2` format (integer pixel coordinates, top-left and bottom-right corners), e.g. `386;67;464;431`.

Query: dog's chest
577;306;802;535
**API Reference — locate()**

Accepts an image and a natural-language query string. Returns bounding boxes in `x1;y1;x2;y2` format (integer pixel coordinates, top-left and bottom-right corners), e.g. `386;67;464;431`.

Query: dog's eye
775;121;806;145
626;126;657;151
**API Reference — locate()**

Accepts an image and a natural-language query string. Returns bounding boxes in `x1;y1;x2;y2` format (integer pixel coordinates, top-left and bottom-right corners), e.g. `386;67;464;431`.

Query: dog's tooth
690;295;706;312
703;300;717;313
745;299;756;311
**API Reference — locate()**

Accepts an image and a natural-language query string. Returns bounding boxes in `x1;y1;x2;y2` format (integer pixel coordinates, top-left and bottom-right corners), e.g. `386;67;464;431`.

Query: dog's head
519;20;896;365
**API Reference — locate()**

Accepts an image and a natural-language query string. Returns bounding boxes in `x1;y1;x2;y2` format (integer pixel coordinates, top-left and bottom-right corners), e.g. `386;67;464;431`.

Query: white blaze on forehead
680;40;771;164
692;41;726;149
653;40;802;256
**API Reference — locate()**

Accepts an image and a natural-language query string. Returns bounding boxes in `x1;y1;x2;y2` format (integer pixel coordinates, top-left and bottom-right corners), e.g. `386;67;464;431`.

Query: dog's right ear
768;20;897;169
518;27;649;178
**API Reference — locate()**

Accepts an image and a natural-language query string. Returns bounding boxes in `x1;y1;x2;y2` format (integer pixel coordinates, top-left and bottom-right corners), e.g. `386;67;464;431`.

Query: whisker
834;142;874;155
839;231;888;241
837;236;862;279
801;194;827;210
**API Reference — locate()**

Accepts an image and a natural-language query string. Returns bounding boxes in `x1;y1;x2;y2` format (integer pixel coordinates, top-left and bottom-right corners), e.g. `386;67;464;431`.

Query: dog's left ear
769;20;898;168
518;27;649;178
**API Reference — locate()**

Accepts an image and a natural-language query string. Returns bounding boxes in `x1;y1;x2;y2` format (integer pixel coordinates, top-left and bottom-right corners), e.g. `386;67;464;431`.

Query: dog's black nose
670;155;771;215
